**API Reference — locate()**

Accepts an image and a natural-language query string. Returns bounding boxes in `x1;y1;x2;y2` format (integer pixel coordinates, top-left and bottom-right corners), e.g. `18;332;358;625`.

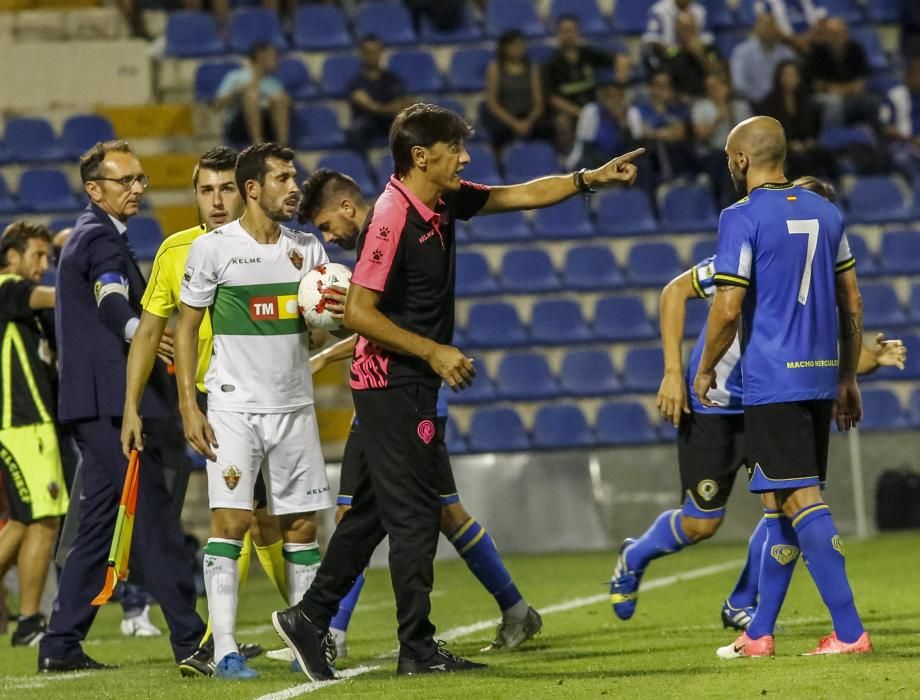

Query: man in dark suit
38;140;206;673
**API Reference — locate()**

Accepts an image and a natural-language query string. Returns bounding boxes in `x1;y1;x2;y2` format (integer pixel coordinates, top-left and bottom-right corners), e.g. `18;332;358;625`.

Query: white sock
203;537;243;663
283;542;321;605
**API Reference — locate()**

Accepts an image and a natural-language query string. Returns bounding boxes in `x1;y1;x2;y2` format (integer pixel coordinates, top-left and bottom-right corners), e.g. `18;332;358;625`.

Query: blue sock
747;510;799;640
329;572;365;632
625;509;691;572
727;517;768;609
450;519;523;613
792;503;864;643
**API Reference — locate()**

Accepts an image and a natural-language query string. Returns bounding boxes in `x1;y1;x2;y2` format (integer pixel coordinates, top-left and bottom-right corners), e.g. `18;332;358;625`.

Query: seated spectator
663;10;721;97
627;71;694;181
214;42;290;147
882;56;920;177
730;12;798;104
347;35;412;150
642;0;713;74
753;0;825;50
565;81;631;170
480;30;546;151
544;14;629;153
404;0;465;32
905;0;920;59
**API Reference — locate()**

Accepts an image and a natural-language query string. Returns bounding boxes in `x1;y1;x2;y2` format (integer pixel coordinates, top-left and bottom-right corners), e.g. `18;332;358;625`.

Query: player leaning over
695;116;870;657
175;143;341;679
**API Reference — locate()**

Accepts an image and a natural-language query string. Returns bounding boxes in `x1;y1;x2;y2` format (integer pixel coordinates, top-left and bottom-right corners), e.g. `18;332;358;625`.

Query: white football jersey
181;219;328;412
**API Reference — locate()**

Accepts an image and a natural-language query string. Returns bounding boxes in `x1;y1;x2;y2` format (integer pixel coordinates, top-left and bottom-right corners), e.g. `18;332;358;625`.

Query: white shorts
206;405;333;516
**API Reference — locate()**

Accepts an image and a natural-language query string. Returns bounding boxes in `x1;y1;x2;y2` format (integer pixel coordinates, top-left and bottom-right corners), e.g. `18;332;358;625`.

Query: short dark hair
1;221;52;266
247;40;274;61
556;13;580;26
359;33;382;45
298;169;364;224
794;175;837;202
389;103;473;177
235;142;296;194
193;146;239;189
79;140;134;183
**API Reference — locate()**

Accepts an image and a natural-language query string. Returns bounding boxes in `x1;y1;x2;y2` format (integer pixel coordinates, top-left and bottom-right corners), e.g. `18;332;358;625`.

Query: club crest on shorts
222;465;241;490
417;419;435;445
289;249;304;270
697;479;719;502
831;534;845;556
770;544;800;565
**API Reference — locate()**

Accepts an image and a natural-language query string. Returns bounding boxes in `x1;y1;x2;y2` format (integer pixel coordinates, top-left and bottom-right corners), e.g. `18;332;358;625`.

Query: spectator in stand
753;0;825;51
404;0;466;33
642;0;713;74
565;81;631;170
480;30;546;152
627;71;694;182
881;56;920;177
662;9;721;97
730;12;797;104
544;15;629;153
214;42;290;147
904;0;920;59
347;35;413;151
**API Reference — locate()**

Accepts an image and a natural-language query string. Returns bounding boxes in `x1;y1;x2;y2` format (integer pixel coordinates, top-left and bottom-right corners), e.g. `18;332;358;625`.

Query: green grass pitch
3;533;918;699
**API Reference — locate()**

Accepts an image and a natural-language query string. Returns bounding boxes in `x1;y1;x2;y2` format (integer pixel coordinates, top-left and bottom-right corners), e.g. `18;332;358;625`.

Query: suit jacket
56;202;172;421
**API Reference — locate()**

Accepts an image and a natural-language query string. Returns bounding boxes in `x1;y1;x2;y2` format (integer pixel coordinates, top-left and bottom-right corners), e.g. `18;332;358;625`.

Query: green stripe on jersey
212;281;307;336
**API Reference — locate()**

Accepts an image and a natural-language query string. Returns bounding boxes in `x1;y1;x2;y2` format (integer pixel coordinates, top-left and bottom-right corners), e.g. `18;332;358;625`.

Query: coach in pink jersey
272;103;644;680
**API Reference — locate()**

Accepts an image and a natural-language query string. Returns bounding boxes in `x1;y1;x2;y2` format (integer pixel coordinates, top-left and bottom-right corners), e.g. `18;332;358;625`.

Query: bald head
725;116;787;194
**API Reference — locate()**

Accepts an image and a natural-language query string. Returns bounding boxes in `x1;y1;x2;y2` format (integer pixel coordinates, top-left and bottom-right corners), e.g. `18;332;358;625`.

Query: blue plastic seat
530;299;593;345
294;106;345;150
690;239;716;263
847;176;910;224
4;118;66;163
533;404;594;449
355;1;416;44
496;352;558;400
612;0;656;33
315;152;373;194
293;4;351;50
195;61;241;103
910;388;920;427
164;10;225;57
622;347;664;393
277;58;317;101
228;8;287;53
18;169;79;213
870;334;920;382
48;217;76;232
127;216;164;261
504;142;558;183
595;401;657;445
533;197;595;239
879;230;920;275
61;115;115;159
819;126;875;150
500;249;560;293
485;0;544;38
548;0;608;35
702;0;737;30
445;416;467;454
560;349;621;397
861;283;908;328
626;242;683;287
468;211;531;241
715;29;747;58
468;406;531;452
448;48;492;92
593;296;655;342
562;245;624;291
462;144;502;185
660;184;718;232
684;301;710;338
858;389;909;431
910;284;920;324
866;0;899;22
815;0;864;24
846;233;878;277
456;251;498;296
595;189;656;236
320;55;361;98
0;176;19;214
388;50;444;94
420;6;482;43
449;368;497;405
465;302;529;348
850;26;888;71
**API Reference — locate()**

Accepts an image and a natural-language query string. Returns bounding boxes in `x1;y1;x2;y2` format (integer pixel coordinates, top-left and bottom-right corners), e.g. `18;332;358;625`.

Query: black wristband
574;168;595;194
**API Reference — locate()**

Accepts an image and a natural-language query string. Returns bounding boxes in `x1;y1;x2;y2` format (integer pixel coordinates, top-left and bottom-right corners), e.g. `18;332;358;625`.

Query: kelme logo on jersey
250;295;300;321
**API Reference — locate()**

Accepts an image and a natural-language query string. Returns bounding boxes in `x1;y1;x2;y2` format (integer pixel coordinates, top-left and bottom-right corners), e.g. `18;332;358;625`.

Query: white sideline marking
253;558;743;700
3;671;92;690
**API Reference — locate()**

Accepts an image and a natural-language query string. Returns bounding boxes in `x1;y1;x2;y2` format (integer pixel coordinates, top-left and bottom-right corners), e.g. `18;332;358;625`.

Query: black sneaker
239;642;263;660
271;607;336;682
178;644;214;677
38;652;116;673
397;640;487;676
12;614;46;647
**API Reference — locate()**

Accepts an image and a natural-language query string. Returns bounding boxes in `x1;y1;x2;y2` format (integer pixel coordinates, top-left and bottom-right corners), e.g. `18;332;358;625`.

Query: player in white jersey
175;143;338;680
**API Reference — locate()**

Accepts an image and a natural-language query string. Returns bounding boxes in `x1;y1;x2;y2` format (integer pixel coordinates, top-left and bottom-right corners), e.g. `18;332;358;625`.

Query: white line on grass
2;671;92;690
253;558;743;700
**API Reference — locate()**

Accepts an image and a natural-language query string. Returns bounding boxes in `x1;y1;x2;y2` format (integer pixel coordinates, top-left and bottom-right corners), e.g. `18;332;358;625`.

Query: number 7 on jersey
787;219;819;306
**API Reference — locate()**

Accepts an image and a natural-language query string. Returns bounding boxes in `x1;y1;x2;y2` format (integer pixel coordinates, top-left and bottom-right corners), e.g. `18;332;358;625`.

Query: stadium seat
660;184;719;232
294;106;345;150
847;176;911;224
48;217;76;232
870;334;920;382
467;211;531;241
532;404;594;449
320;55;361;98
462;144;502;186
127;216;164;261
4;118;66;163
355;1;416;44
420;6;482;42
626;242;683;287
468;407;531;452
61;115;115;159
316;152;375;195
450;369;497;405
560;349;621;397
533;197;595;239
448;48;492;92
388;51;444;94
595;189;656;236
690;238;716;263
910;388;920;428
496;352;558;400
18;170;79;213
39;267;56;287
684;301;709;338
228;8;287;53
465;302;529;348
530;299;593;345
714;30;747;58
485;0;544;38
702;0;737;30
0;176;19;214
164;11;225;57
195;61;241;103
500;249;561;293
456;251;498;296
445;416;467;454
815;0;863;24
622;347;664;393
277;58;317;102
819;126;875;150
503;142;558;183
846;233;878;277
858;389;909;431
866;0;899;22
595;401;658;445
292;4;351;50
593;296;656;342
850;27;889;71
548;0;608;35
879;230;920;275
612;0;656;34
562;245;624;291
861;283;909;328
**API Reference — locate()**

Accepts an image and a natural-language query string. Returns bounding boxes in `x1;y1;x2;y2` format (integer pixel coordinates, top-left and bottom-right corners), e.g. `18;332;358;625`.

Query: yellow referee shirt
141;224;211;392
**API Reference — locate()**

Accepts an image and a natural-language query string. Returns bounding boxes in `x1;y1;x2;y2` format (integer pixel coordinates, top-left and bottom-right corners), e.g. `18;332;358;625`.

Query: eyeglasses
92;175;150;189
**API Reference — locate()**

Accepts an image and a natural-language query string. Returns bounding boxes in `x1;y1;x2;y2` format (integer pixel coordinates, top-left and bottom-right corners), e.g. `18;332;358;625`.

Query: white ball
298;262;352;330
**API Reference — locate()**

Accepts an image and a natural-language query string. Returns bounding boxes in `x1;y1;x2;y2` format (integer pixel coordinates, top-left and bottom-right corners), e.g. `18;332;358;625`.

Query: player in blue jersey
299;170;542;659
695;116;871;657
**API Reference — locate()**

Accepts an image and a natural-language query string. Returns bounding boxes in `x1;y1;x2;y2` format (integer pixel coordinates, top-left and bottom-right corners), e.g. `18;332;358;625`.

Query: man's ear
84;181;102;203
411;145;427;171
